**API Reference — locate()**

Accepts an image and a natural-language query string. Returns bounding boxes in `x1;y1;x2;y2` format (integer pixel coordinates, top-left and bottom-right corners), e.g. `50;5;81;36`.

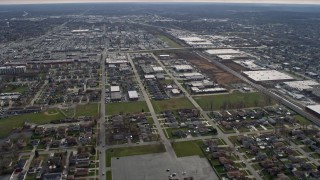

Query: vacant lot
172;141;205;157
294;115;311;125
175;51;242;86
106;101;149;115
0;111;65;138
106;143;166;167
194;92;274;111
156;34;182;48
75;103;99;117
2;85;28;93
152;98;194;113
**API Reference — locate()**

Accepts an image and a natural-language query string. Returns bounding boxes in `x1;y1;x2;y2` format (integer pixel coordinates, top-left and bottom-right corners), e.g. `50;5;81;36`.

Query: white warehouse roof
206;49;241;55
284;80;320;91
128;91;138;99
174;65;193;71
307;104;320;115
110;86;120;92
243;70;293;82
152;66;164;72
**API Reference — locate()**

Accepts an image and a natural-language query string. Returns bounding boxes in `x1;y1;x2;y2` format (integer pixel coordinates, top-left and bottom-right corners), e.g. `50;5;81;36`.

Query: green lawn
60;108;75;118
172;141;205;157
156;34;182;48
106;101;149;115
294;115;311;125
2;85;28;93
194;92;275;111
161;79;174;85
0;111;65;138
107;170;112;180
165;127;189;139
106;144;166;167
152;98;194;113
75;103;99;117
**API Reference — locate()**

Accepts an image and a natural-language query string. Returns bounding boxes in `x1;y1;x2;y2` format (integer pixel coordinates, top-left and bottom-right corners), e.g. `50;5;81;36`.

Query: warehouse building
128;91;139;101
243;70;294;82
205;49;242;55
306;104;320;118
173;65;193;72
0;66;26;75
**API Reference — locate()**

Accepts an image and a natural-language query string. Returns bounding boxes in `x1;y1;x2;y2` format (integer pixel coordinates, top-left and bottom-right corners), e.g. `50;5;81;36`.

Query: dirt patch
44;112;59;116
175;52;242;85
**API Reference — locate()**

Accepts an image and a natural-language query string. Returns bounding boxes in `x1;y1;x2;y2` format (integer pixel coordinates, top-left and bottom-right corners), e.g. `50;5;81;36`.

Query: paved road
30;80;48;106
127;54;188;180
107;46;265;55
99;51;107;180
151;53;263;180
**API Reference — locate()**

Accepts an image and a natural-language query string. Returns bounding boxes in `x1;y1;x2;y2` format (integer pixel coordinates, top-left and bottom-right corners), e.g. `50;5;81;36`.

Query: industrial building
306;104;320;118
0;66;26;75
283;80;320;91
128;91;139;100
173;65;193;72
243;70;294;82
205;49;242;55
233;60;265;70
179;36;213;47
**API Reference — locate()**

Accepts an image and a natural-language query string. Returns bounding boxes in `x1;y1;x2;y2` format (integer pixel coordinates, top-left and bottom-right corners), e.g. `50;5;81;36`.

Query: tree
35;150;39;158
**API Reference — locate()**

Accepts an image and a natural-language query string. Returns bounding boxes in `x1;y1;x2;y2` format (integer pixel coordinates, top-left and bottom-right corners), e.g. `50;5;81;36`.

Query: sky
1;0;320;5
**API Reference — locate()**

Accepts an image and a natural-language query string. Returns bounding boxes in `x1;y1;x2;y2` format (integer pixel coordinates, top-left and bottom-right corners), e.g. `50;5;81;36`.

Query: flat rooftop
284;80;320;91
205;49;241;55
174;65;193;71
179;36;213;46
111;152;217;180
243;70;294;81
307;104;320;115
234;60;265;70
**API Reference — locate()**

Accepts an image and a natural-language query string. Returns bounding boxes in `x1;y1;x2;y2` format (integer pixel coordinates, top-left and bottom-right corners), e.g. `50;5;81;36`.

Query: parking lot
111;152;217;180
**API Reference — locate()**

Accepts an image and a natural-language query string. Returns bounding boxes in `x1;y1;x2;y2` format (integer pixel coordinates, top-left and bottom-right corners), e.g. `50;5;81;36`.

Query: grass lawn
60;108;75;118
172;141;205;157
106;101;149;115
106;143;166;167
107;170;112;180
2;85;28;93
165;127;189;139
194;92;275;111
294;115;311;125
75;103;99;117
152;98;194;113
161;79;174;85
156;34;182;48
25;175;36;180
0;111;65;138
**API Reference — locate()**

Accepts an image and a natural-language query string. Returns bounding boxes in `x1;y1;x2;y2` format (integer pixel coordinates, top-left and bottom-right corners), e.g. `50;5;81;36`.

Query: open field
172;141;205;157
151;98;194;113
107;170;112;180
0;111;65;138
194;92;275;111
75;103;99;117
106;143;166;167
294;115;311;125
156;34;182;48
2;85;28;93
106;101;149;116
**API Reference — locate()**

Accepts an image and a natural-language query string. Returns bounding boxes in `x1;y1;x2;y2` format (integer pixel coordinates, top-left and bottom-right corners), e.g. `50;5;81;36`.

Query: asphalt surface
99;51;107;180
112;153;218;180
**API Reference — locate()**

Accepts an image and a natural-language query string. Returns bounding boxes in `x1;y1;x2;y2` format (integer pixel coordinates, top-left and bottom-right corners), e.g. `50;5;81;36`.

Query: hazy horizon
1;0;320;5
